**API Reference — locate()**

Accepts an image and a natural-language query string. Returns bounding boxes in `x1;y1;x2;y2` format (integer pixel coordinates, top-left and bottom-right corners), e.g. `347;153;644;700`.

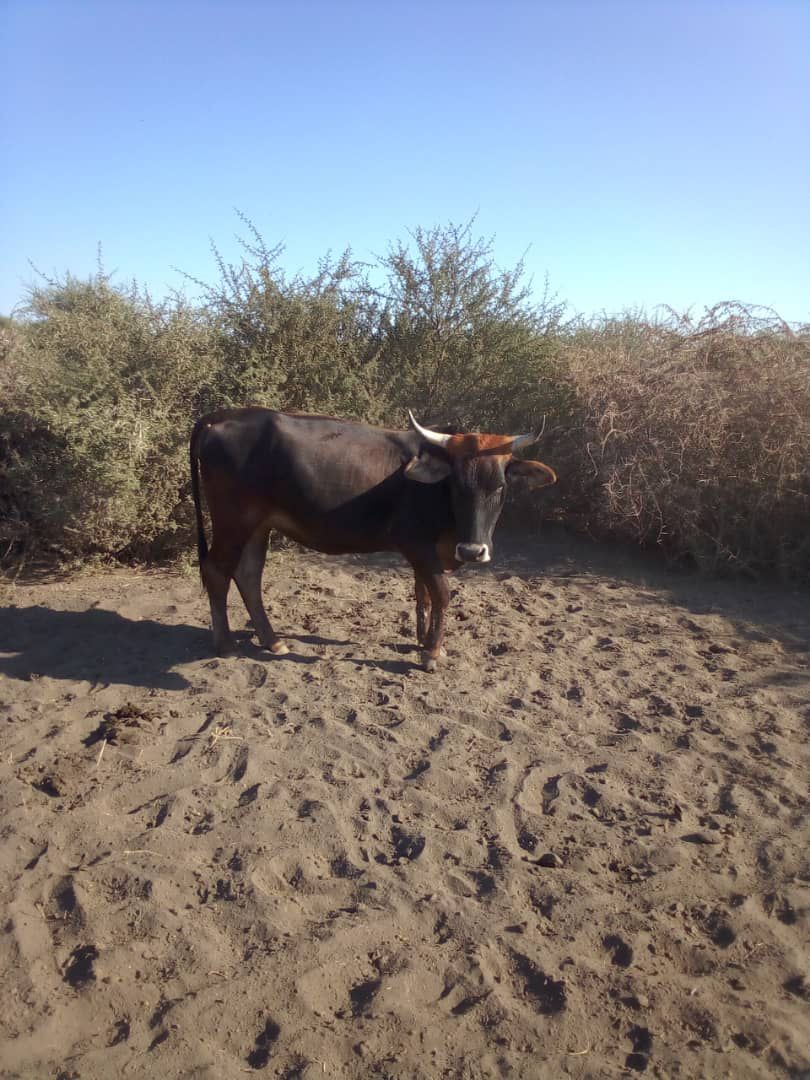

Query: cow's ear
404;453;452;484
506;458;557;489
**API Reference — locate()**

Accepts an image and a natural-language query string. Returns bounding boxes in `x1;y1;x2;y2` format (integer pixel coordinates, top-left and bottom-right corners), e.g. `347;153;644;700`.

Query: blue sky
2;1;808;321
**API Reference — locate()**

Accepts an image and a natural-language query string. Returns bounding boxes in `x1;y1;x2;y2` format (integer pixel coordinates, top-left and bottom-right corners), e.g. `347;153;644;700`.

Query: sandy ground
0;532;808;1080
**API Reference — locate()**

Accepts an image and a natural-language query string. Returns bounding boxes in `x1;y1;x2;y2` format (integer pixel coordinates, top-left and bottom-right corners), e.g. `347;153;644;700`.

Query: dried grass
2;226;807;582
554;304;810;578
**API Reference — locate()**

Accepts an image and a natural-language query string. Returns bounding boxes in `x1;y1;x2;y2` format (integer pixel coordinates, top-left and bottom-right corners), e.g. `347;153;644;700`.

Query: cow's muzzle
455;542;491;564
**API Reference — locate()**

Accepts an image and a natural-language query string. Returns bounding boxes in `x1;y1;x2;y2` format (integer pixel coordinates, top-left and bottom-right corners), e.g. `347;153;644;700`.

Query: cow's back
197;408;452;554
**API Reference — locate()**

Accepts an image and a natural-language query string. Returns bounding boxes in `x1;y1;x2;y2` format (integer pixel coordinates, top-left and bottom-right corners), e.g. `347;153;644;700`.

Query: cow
190;408;557;671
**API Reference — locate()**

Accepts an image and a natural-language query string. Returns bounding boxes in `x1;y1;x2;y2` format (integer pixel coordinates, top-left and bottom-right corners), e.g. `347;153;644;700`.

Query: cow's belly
263;508;395;556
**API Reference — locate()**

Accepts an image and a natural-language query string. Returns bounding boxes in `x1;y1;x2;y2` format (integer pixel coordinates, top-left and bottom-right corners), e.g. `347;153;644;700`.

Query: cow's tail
189;417;209;579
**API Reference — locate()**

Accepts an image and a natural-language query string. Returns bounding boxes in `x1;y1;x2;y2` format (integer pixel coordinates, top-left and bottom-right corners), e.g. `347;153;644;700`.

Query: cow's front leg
414;574;431;647
421;571;450;672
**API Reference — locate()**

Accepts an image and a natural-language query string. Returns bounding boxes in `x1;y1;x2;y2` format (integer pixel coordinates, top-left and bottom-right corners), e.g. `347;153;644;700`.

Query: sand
1;531;808;1079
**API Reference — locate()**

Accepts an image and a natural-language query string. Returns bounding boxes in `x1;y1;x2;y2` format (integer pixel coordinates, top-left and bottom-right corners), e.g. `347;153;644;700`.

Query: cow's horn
408;410;452;448
509;415;546;450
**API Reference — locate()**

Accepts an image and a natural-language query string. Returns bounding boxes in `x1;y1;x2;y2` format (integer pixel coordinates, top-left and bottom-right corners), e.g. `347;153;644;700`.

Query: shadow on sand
0;605;212;690
2;528;807;693
338;656;421;675
495;526;810;657
0;609;359;691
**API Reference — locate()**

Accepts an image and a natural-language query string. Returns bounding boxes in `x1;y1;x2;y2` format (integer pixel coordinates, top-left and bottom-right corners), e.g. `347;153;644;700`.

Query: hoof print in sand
63;944;98;989
190;810;215;835
245;663;267;689
486;840;511;872
603;934;634;968
391;826;425;862
434;912;454;944
349;977;382;1017
517;828;538;853
470;871;497;898
247;1017;281;1069
681;831;720;846
239;783;261;807
764;892;798;926
108;1018;130;1047
451;992;490;1016
783;975;810;1001
297;799;322;819
511;951;567;1014
230;745;249;782
541;775;560;814
51;875;81;920
278;1055;309;1079
703;910;736;948
331;854;364;880
626;1024;653;1071
31;775;63;798
537;852;564;869
404;758;430;781
428;726;450;751
484;759;509;787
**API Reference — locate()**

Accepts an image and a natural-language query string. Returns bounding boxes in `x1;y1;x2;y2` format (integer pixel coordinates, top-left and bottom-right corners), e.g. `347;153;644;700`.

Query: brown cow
190;408;556;670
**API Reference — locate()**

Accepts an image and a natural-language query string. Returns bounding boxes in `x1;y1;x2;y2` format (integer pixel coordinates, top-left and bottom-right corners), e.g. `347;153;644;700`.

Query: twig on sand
95;739;107;769
567;1046;591;1056
743;940;766;961
179;723;243;747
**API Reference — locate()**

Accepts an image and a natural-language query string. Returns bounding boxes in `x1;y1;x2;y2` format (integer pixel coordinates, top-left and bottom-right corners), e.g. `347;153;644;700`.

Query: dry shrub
0;273;223;560
184;219;386;422
559;304;810;578
373;221;569;433
2;221;807;583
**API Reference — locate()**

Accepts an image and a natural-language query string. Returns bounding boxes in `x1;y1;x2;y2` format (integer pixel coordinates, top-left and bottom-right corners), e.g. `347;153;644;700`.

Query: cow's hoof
213;638;234;656
268;640;289;656
421;651;438;673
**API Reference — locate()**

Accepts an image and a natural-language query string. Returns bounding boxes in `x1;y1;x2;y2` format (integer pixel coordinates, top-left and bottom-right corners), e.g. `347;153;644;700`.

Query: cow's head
405;410;557;563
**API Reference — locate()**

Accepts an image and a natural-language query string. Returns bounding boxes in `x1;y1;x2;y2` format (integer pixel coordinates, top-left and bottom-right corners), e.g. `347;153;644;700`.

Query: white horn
509;415;546;451
408;409;452;447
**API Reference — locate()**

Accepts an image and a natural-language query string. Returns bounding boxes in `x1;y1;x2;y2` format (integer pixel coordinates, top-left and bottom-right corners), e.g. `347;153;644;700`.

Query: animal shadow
338;656;421;675
0;605;210;690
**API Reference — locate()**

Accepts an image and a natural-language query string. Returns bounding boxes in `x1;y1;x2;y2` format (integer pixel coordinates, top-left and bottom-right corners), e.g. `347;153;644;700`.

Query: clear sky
2;1;808;322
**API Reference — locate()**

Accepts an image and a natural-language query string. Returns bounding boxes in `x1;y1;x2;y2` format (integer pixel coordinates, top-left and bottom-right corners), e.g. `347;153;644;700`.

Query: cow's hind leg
233;526;288;655
201;540;240;655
